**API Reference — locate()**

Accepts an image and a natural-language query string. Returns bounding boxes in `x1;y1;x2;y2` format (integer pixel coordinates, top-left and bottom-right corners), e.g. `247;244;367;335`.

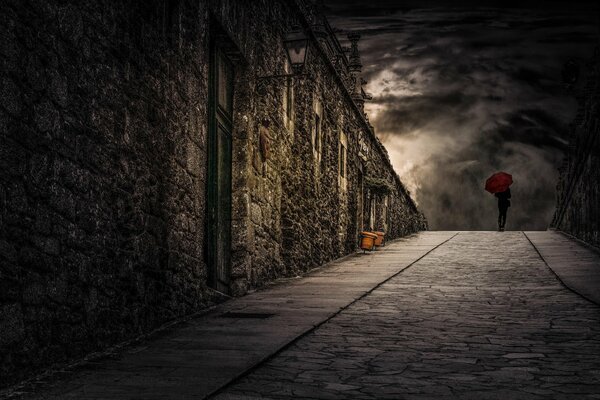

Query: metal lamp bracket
256;73;307;96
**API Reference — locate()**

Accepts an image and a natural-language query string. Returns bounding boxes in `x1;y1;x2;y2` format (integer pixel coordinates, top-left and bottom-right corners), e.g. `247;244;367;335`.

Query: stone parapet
551;47;600;248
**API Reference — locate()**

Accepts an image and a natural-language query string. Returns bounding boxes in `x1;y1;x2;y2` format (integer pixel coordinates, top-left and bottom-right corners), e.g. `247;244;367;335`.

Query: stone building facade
551;47;599;248
0;0;426;386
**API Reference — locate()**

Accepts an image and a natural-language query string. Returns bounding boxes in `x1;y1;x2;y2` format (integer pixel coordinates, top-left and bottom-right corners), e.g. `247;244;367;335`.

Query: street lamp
257;28;309;84
283;29;309;75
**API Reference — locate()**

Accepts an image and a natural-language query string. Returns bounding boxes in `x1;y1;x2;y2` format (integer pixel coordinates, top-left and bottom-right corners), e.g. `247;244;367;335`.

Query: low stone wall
551;49;600;248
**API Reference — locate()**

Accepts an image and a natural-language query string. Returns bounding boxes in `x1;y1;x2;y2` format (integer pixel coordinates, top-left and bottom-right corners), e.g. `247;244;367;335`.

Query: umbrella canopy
485;172;513;194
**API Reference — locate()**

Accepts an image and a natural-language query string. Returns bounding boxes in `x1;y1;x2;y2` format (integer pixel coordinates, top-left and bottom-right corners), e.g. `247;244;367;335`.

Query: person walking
495;188;511;231
485;171;513;231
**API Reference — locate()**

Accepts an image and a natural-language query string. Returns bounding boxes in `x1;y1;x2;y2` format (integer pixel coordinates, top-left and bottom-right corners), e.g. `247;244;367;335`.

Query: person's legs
499;207;507;231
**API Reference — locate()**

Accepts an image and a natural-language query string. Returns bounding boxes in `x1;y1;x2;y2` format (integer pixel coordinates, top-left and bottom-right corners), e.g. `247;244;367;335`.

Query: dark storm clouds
324;1;599;230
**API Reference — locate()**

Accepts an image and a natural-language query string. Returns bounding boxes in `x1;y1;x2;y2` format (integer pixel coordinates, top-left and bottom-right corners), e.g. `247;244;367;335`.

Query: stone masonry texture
0;0;426;387
551;47;600;248
2;232;599;399
216;232;600;400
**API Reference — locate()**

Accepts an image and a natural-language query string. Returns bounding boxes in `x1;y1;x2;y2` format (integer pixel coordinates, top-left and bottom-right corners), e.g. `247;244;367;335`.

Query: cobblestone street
215;232;600;400
6;231;600;400
4;0;600;397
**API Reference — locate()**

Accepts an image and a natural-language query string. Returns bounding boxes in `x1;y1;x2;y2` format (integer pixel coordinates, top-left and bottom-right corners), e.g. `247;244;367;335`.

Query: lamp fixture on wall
257;28;309;89
283;29;309;75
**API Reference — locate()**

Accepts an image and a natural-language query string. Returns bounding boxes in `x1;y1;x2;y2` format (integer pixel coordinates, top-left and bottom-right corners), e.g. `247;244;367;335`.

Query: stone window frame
357;164;365;232
312;98;323;166
338;131;347;192
382;195;389;232
386;195;393;233
369;196;376;230
282;58;294;133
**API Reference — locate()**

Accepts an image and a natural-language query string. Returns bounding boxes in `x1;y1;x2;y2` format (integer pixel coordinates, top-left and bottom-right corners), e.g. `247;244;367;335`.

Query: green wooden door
208;46;233;293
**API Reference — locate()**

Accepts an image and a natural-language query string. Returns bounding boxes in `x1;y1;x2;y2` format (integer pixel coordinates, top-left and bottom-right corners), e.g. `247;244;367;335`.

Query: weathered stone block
0;304;25;347
0;77;22;117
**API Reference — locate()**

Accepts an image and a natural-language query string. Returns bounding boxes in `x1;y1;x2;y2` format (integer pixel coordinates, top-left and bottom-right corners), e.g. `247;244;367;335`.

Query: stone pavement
4;232;455;400
525;230;600;305
213;232;600;400
5;231;600;400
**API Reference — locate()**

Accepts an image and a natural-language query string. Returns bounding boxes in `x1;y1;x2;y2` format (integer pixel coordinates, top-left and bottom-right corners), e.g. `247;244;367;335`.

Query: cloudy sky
324;1;599;230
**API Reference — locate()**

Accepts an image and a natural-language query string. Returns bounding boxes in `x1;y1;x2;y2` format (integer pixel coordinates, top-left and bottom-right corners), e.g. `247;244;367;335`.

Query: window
283;59;294;130
369;197;376;230
339;131;347;191
339;142;346;177
286;79;293;121
358;168;364;231
314;114;321;152
312;99;322;165
383;195;388;231
217;55;233;114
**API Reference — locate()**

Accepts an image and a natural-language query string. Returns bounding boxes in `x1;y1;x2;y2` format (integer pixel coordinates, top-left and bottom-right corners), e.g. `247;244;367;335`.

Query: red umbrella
485;172;513;194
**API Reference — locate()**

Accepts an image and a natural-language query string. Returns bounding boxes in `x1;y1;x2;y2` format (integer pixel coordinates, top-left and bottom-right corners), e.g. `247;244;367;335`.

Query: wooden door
207;46;233;293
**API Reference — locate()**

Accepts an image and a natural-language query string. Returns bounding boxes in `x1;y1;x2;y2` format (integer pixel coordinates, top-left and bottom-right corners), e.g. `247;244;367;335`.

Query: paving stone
4;232;455;400
7;231;600;399
218;232;600;399
525;231;600;305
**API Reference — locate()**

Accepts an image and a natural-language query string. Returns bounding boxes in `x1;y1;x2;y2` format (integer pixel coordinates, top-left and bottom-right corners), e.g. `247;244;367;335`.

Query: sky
323;1;599;230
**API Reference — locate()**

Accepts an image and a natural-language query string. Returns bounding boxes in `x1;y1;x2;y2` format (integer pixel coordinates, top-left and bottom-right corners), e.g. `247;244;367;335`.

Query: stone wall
0;0;425;387
205;0;426;290
551;48;600;248
0;0;214;386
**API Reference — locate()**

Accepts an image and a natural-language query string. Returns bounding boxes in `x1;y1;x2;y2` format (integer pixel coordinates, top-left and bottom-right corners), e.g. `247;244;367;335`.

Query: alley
6;232;600;400
215;231;600;399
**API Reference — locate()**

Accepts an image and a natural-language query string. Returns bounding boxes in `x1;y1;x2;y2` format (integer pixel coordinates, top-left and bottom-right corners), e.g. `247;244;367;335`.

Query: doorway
207;43;234;293
358;166;364;232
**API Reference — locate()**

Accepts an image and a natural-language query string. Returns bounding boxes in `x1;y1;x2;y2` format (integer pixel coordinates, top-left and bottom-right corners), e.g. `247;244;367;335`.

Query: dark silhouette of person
495;188;511;231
